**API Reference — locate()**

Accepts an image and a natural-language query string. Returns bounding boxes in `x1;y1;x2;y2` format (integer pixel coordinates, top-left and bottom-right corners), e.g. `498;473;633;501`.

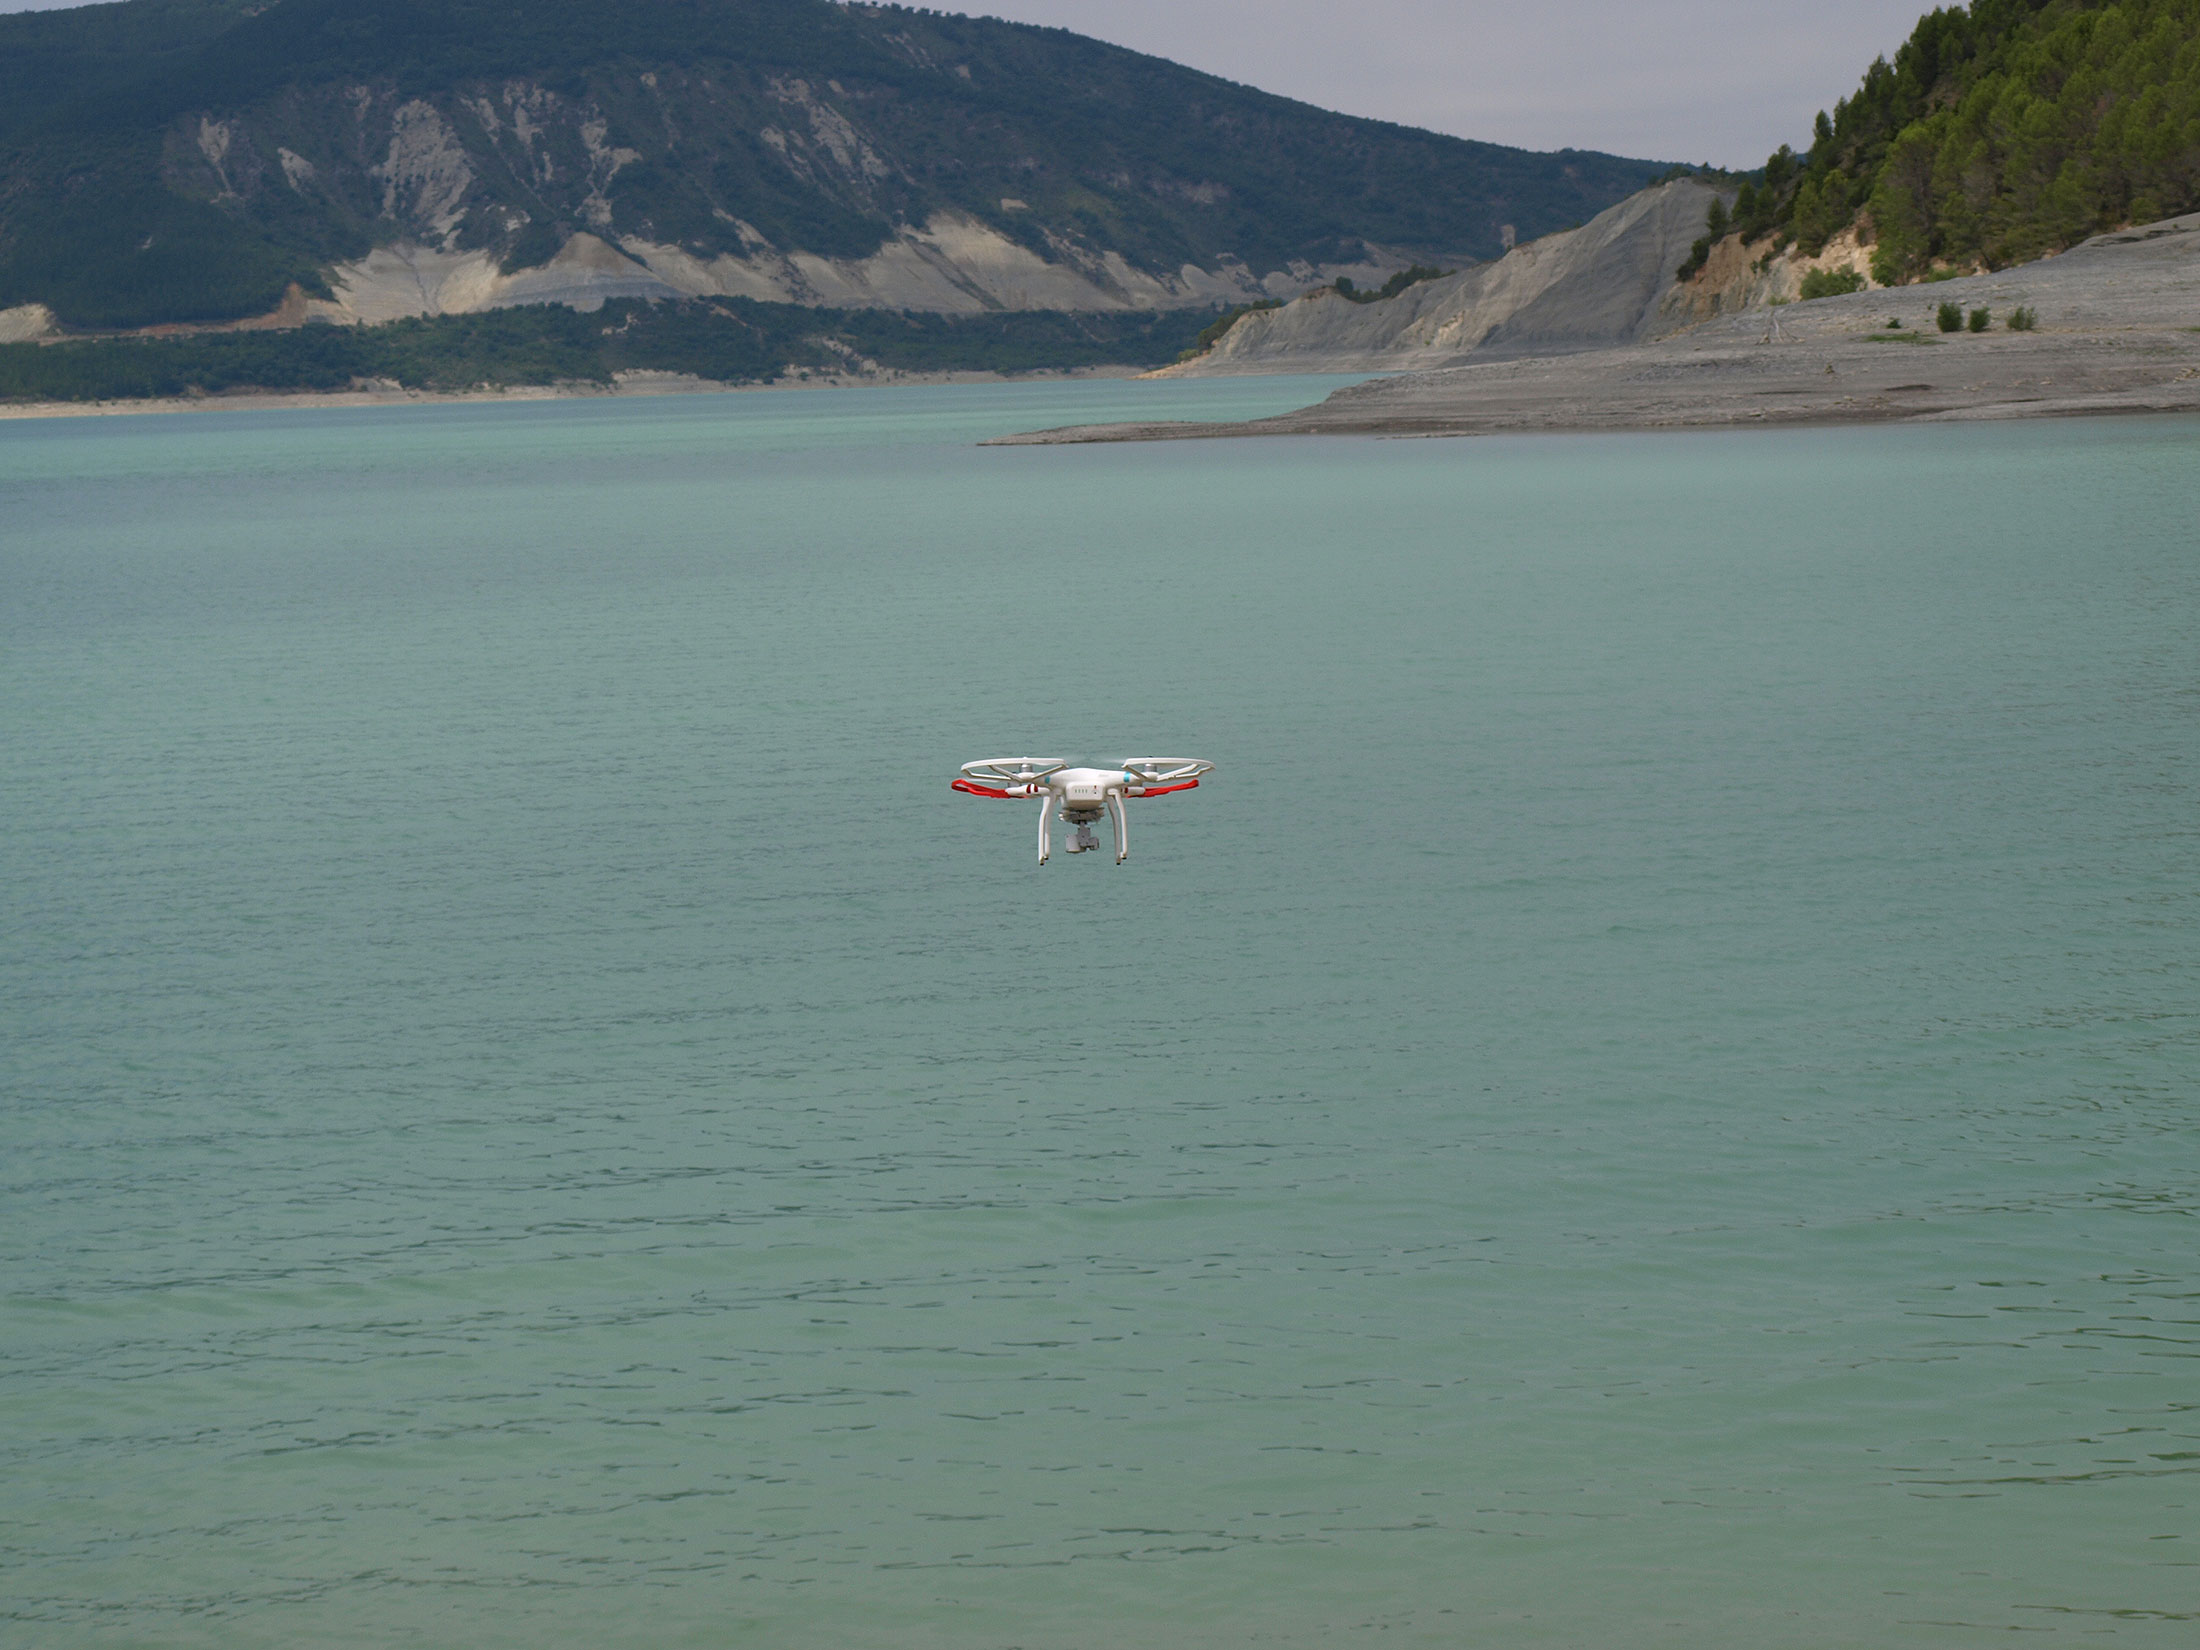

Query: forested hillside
1720;0;2200;281
0;0;1664;329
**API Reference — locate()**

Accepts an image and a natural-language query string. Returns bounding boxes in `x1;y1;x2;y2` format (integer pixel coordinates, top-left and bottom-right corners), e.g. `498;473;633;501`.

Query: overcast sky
0;0;1935;165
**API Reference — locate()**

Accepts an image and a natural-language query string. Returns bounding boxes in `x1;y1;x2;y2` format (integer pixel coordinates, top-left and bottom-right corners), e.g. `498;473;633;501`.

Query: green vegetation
0;299;1216;402
0;0;1668;330
2009;303;2039;327
1332;265;1450;303
1673;183;1763;280
1676;217;1722;281
1798;267;1867;298
1718;1;2200;285
1938;299;1965;330
1969;305;1993;329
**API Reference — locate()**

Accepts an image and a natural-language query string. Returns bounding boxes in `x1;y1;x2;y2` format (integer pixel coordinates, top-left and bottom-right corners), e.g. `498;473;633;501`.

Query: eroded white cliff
304;214;1407;323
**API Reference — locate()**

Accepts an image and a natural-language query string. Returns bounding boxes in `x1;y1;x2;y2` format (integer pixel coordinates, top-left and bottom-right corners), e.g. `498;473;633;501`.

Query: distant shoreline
987;325;2200;447
990;217;2200;446
0;365;1149;424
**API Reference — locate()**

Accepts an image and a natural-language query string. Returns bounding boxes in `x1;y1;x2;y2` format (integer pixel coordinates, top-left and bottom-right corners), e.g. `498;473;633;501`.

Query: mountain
1713;0;2200;281
0;0;1669;330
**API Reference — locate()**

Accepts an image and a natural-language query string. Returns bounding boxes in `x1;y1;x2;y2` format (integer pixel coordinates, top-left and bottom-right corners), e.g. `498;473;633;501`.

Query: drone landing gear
1041;804;1127;867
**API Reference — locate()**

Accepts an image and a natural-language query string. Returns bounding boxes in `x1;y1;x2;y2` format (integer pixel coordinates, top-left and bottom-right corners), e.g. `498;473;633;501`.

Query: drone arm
963;758;1066;787
1126;779;1201;798
1121;759;1214;788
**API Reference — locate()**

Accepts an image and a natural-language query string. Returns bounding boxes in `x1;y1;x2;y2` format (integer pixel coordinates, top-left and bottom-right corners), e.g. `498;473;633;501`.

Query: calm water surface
3;381;2197;1649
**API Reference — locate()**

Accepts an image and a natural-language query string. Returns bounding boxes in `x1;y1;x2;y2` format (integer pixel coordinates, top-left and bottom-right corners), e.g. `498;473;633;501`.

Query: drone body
953;759;1214;865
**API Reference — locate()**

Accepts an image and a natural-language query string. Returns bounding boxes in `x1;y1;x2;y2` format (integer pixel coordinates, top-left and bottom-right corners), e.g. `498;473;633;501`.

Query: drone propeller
1119;758;1214;787
960;758;1067;787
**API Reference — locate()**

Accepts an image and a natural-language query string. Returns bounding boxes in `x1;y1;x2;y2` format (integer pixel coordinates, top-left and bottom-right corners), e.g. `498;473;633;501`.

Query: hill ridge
0;0;1668;329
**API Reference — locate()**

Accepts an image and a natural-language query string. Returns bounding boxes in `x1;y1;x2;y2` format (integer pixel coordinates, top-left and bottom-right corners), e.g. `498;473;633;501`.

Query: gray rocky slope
1159;180;1729;376
993;213;2200;442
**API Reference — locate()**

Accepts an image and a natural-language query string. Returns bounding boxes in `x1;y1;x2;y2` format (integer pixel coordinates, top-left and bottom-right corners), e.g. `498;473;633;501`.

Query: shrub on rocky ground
1799;267;1866;299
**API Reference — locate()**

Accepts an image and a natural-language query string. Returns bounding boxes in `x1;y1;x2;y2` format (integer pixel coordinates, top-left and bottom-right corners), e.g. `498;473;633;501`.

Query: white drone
954;758;1215;865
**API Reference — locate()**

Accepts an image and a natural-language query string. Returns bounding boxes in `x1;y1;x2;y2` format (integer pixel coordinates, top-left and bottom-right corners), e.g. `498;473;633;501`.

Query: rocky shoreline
988;216;2200;445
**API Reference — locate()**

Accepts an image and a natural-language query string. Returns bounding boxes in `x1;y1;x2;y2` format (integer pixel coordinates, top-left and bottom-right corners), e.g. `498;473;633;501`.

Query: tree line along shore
0;301;1213;404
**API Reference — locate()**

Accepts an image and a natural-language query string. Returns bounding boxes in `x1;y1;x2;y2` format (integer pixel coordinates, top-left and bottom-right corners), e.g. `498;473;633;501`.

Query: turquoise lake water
3;380;2197;1649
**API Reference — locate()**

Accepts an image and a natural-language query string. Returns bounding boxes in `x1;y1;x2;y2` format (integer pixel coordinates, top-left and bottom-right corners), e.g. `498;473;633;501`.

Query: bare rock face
1164;181;1730;376
0;303;58;343
301;214;1278;322
1656;223;1881;331
309;234;681;324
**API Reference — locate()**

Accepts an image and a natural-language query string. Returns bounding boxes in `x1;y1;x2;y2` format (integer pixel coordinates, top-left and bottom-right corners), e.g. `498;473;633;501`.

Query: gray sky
0;0;1934;165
